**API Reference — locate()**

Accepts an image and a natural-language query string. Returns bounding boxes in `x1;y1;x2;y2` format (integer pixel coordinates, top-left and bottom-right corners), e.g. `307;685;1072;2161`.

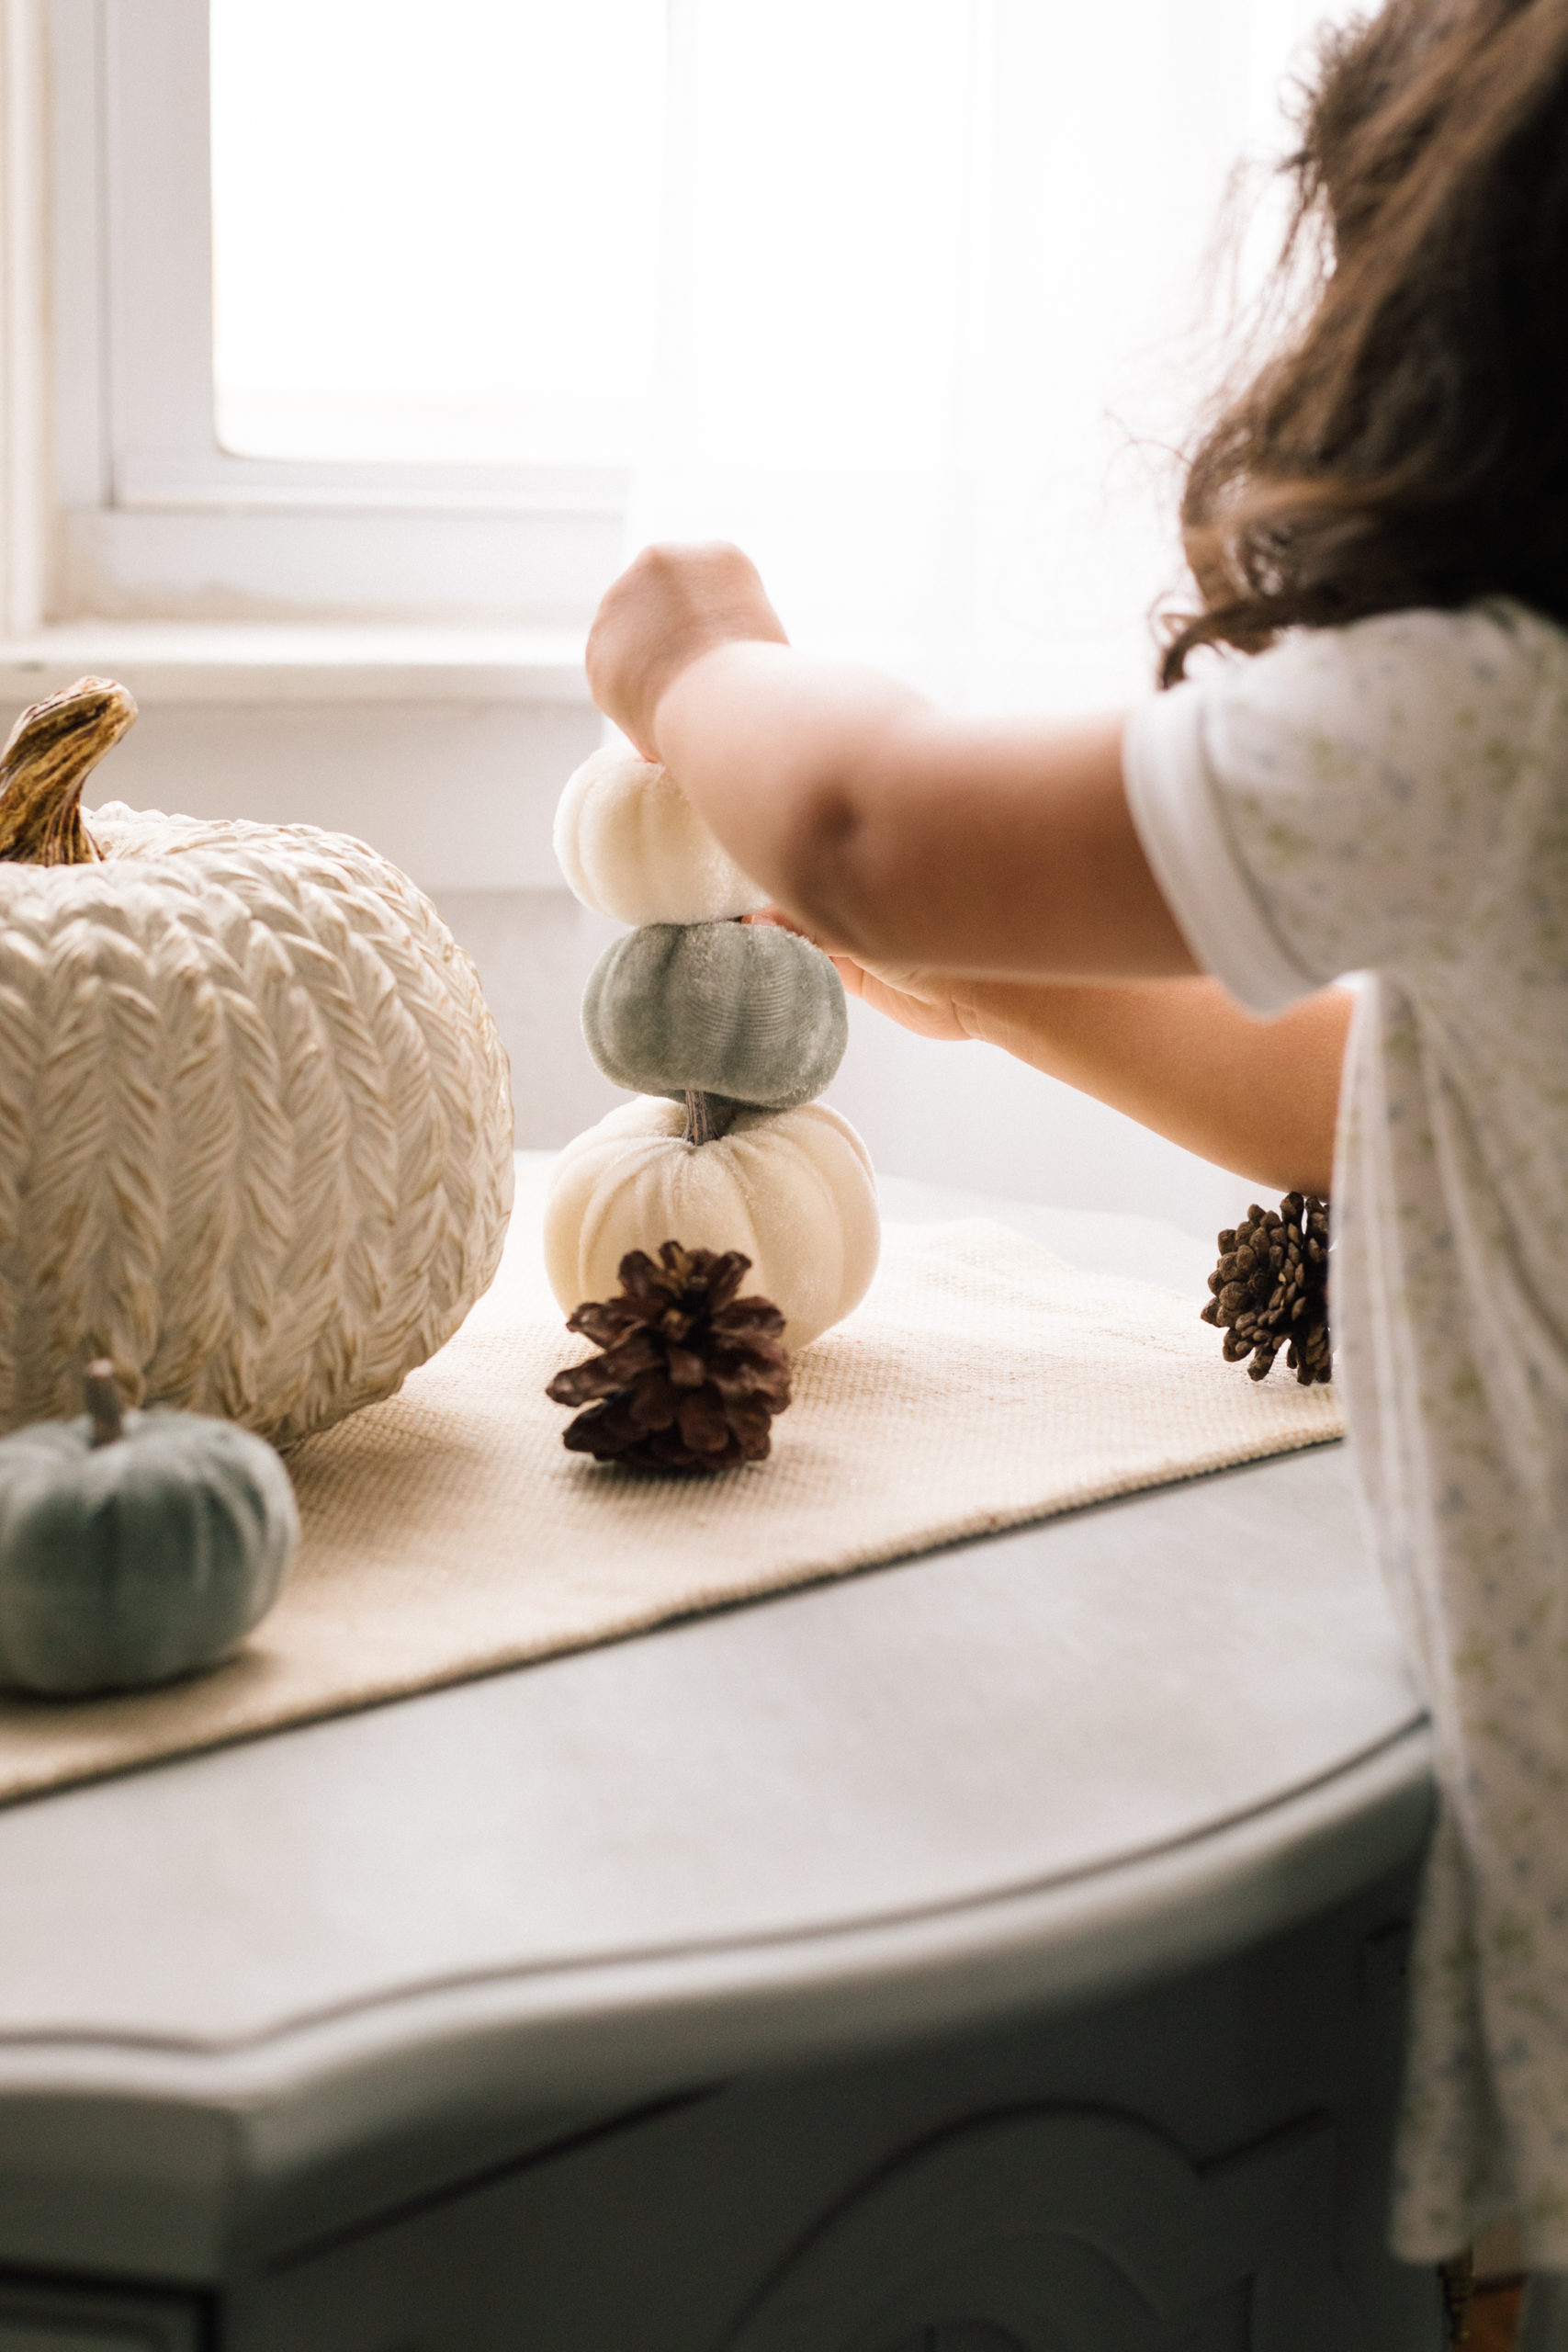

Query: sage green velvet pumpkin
582;922;848;1112
0;1391;298;1696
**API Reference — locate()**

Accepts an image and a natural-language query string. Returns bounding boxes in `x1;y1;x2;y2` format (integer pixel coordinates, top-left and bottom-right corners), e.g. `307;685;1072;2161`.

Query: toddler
586;0;1568;2339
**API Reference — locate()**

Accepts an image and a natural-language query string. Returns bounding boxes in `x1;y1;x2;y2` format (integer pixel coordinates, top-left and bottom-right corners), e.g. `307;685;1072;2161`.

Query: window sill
0;622;592;707
0;626;602;895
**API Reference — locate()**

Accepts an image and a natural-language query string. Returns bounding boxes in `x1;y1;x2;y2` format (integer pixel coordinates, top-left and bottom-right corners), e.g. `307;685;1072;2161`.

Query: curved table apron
0;1188;1437;2352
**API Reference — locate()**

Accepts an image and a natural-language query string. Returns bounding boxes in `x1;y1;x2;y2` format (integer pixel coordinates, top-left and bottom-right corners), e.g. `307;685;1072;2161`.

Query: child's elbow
773;710;936;950
772;782;882;953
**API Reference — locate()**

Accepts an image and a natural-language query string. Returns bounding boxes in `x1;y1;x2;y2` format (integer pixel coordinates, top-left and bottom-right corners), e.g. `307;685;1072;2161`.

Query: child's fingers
833;956;971;1042
747;911;969;1039
586;542;788;753
744;905;809;935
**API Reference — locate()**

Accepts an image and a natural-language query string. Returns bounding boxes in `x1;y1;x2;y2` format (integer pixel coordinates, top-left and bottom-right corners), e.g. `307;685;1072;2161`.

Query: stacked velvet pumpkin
545;747;879;1348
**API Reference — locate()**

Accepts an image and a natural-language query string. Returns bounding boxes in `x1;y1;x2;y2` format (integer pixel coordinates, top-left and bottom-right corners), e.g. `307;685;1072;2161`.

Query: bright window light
629;0;1366;704
209;0;1362;698
209;0;667;466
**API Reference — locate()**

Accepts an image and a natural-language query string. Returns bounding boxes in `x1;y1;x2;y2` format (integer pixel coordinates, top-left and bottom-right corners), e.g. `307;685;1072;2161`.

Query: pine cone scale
703;1256;750;1313
705;1358;789;1406
546;1358;623;1408
712;1298;786;1340
628;1368;679;1431
545;1328;666;1406
677;1385;729;1452
567;1298;644;1347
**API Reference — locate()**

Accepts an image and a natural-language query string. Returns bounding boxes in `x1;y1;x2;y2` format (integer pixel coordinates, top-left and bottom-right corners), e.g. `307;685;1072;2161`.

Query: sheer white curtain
210;0;1350;699
631;0;1355;714
622;1;1357;1239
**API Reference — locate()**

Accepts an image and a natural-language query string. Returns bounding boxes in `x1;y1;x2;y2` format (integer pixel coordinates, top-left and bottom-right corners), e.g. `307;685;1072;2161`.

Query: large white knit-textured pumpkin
0;678;513;1443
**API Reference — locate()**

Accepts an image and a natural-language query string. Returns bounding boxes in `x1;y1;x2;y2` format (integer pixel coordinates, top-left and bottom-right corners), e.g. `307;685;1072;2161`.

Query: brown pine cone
1201;1192;1332;1385
547;1240;792;1473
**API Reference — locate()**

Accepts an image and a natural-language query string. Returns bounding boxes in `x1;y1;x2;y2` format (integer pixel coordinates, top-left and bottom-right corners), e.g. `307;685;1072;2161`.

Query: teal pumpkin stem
83;1359;124;1450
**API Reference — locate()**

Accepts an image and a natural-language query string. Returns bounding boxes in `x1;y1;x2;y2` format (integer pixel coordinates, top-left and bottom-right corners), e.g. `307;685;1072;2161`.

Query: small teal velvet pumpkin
0;1368;298;1696
582;922;848;1112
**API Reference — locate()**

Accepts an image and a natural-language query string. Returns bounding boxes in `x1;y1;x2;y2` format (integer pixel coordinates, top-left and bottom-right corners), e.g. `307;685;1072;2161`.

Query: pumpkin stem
682;1089;739;1146
683;1088;713;1147
84;1358;125;1449
0;676;138;867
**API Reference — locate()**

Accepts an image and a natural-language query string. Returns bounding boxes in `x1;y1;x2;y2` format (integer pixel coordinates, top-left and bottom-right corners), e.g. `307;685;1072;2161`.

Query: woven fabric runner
0;1171;1341;1805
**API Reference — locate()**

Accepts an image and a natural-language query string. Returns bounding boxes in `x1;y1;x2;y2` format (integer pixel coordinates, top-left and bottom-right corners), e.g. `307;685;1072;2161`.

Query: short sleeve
1122;602;1564;1016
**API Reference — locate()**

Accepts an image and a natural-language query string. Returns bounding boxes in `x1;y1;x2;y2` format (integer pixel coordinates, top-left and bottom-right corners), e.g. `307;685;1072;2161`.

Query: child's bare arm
588;543;1194;980
591;542;1348;1194
838;967;1348;1198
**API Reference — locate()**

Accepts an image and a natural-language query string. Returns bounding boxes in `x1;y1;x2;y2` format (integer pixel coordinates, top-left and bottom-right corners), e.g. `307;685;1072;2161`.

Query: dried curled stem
0;676;138;866
682;1088;739;1145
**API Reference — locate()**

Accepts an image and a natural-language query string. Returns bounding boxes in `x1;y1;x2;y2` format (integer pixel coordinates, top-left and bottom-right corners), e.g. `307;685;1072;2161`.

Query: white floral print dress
1123;599;1568;2276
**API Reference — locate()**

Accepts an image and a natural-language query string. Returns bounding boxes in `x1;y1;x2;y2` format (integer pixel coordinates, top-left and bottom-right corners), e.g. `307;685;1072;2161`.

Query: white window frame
47;0;628;628
0;0;605;897
1;0;49;640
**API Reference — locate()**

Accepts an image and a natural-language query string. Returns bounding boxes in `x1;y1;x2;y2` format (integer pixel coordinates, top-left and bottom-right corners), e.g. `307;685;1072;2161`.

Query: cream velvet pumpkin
553;745;768;925
0;679;513;1444
544;1096;878;1348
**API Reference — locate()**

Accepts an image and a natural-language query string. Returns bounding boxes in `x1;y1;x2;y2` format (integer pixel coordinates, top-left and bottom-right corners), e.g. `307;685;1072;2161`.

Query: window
48;0;638;626
32;0;1350;662
210;0;664;471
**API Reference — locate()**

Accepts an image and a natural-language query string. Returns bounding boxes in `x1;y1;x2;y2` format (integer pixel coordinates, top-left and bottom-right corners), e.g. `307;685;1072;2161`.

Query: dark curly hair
1162;0;1568;684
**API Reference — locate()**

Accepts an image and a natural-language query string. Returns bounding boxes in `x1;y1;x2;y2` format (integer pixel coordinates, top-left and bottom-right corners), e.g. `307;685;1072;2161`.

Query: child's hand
746;909;974;1043
586;542;789;757
831;954;977;1043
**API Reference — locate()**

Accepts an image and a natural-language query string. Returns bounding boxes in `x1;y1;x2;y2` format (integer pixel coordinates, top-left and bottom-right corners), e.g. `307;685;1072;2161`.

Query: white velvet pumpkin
0;680;513;1442
553;745;768;926
543;1096;878;1348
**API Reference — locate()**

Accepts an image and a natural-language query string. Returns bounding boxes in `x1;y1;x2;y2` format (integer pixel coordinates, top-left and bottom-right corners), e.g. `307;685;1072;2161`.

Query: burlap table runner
0;1171;1341;1805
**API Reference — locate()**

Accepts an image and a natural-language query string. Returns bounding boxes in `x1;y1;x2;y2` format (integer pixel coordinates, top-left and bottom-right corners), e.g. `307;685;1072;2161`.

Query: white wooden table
0;1184;1439;2352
